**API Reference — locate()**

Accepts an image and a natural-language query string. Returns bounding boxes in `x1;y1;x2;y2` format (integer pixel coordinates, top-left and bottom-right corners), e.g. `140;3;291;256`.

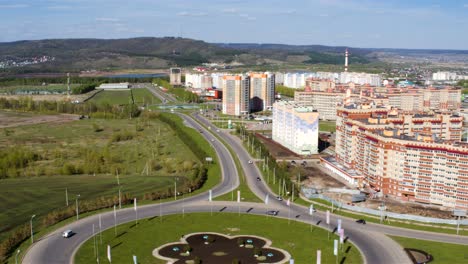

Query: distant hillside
0;37;244;73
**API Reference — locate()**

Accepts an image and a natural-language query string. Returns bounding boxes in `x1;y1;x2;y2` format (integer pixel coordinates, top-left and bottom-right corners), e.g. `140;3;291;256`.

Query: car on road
356;219;366;224
216;129;220;132
256;177;261;181
248;160;253;164
276;196;283;201
266;210;279;216
62;230;73;238
211;139;214;142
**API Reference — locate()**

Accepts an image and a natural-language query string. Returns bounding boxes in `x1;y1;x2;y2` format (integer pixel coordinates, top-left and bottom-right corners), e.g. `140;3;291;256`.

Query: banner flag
209;190;212;202
265;194;269;205
326;210;330;225
237;190;240;203
107;245;111;263
333;239;338;256
309;204;314;215
317;250;321;264
134;198;137;211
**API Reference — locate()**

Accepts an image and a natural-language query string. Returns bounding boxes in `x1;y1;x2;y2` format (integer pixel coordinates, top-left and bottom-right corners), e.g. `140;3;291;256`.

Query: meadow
90;88;160;106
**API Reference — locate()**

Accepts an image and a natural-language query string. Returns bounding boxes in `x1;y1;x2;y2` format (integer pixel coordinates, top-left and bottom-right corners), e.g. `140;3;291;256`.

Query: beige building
305;79;336;92
327;104;468;209
222;75;250;116
170;68;182;86
249;72;275;112
294;91;345;120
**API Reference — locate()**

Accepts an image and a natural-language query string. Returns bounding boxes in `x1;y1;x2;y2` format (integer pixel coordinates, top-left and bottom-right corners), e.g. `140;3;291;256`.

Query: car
216;129;220;132
256;177;261;181
266;210;279;216
276;196;283;201
62;229;73;238
356;219;366;224
211;139;214;142
248;160;253;164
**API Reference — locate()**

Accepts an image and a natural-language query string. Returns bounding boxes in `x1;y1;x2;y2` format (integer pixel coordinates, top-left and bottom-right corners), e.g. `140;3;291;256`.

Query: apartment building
169;67;182;86
294;90;345;120
221;75;250;116
329;104;467;209
185;73;213;89
272;101;319;155
305;79;336;92
249;72;275;112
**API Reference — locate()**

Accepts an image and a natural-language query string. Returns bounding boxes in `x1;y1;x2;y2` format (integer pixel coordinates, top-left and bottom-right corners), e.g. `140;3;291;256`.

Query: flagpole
93;224;96;257
159;197;162;223
134;198;138;226
99;214;102;244
113;205;117;236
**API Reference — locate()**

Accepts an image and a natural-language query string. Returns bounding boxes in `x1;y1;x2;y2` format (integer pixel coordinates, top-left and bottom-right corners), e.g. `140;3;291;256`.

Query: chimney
345;48;349;72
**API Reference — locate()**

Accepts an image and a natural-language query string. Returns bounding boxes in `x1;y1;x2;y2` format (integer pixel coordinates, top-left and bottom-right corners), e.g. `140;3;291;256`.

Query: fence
302;189;468;225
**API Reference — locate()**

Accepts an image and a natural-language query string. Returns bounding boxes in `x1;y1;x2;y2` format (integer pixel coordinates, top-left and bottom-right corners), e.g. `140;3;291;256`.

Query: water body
106;73;167;78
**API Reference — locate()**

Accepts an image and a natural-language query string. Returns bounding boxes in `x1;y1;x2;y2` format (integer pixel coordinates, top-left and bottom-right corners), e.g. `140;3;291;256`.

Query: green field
90;88;160;106
0;117;199;238
390;236;468;264
319;120;336;132
75;213;362;264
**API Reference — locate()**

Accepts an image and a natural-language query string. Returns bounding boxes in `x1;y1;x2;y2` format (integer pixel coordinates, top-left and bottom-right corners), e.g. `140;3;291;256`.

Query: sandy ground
0;111;79;128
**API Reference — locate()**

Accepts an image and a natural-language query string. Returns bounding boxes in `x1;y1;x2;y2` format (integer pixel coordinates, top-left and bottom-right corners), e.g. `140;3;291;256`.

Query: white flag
340;229;345;244
326;210;330;225
309;204;314;215
286;198;290;206
337;219;342;232
333;239;338;256
237;190;240;203
265;194;269;205
133;255;137;264
316;250;321;264
113;205;116;218
289;259;294;264
134;198;137;211
107;244;112;263
209;189;212;202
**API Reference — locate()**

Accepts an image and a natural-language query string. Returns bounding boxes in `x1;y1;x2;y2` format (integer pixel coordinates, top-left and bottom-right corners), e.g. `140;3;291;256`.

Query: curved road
22;113;468;264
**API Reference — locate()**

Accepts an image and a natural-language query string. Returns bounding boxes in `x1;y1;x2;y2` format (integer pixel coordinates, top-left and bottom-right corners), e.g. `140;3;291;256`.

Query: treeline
72;83;98;94
457;80;468;89
305;51;370;65
156;113;209;159
152;78;200;103
0;97;140;119
276;85;301;98
0;76;154;87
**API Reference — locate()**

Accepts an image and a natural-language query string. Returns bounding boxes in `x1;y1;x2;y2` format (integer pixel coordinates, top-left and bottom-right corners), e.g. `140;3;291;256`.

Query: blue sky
0;0;467;49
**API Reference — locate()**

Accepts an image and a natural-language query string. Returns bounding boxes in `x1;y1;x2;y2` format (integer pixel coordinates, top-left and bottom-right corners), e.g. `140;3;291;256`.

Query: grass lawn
389;235;468;264
90;88;159;106
0;117;200;239
75;213;362;264
319;121;336;132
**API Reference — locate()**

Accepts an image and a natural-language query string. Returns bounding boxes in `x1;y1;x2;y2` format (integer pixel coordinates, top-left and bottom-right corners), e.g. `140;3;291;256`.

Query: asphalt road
22;112;468;264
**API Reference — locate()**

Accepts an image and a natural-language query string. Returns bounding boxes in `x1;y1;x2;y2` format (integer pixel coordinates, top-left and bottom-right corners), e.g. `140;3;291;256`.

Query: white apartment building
283;73;313;88
339;72;381;86
249;72;275;112
433;71;457;81
185;73;213;89
272;101;319;155
294;91;345;120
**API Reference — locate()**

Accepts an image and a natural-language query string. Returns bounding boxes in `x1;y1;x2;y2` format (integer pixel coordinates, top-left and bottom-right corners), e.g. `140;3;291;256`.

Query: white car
248;160;253;164
62;230;73;238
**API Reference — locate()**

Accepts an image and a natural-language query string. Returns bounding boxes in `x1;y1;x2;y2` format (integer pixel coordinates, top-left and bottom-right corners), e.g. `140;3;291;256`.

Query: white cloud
96;17;120;22
0;4;29;8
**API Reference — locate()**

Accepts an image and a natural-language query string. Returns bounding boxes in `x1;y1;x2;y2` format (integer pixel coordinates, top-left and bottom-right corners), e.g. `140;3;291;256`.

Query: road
22;112;468;264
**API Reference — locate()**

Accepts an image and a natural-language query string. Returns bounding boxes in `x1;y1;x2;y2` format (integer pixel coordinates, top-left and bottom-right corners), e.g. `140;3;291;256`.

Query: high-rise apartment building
170;68;182;86
249;72;275;112
221;75;250;116
326;104;467;209
294;91;345;120
272;101;319;155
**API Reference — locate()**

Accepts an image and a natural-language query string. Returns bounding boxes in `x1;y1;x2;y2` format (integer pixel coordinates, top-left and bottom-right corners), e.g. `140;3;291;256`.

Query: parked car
62;230;73;238
276;196;283;201
256;177;261;181
356;219;366;224
266;210;279;216
248;160;253;164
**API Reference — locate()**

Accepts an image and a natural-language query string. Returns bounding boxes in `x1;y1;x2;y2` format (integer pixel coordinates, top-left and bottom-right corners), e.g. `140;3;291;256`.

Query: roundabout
75;213;362;263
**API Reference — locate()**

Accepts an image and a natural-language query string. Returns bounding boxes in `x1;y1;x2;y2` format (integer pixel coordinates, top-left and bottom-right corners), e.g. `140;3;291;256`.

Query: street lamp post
76;194;81;220
15;249;20;264
30;215;36;244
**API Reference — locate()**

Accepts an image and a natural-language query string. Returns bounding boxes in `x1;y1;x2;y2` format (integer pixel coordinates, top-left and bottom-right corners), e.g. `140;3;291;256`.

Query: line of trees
0;76;155;87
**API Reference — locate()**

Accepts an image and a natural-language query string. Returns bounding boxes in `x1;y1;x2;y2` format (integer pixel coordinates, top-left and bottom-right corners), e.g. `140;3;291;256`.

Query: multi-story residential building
387;92;423;111
305;79;336;92
249;72;275;112
294;90;345;120
423;87;461;111
339;72;381;86
272;101;319;155
327;104;467;209
283;73;313;88
185;73;213;89
433;71;457;81
221;75;250;116
169;68;182;86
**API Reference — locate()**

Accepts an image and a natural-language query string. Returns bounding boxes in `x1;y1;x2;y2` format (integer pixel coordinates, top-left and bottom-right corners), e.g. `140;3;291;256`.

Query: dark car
276;196;283;201
256;177;261;181
356;219;366;224
266;210;279;216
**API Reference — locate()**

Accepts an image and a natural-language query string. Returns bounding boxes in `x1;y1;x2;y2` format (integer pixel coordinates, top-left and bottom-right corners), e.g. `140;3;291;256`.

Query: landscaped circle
153;232;290;264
